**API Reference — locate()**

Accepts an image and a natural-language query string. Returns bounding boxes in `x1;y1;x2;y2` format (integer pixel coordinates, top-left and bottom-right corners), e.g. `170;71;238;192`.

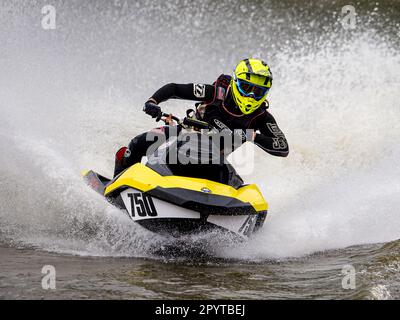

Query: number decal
143;194;157;217
134;193;146;216
127;193;158;217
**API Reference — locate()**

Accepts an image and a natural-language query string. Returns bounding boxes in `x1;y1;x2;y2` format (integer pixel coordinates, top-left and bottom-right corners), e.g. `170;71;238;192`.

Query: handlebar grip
159;112;210;129
183;117;210;129
162;113;180;122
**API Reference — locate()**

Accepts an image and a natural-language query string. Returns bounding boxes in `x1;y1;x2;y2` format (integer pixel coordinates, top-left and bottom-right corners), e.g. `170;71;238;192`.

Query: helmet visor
235;79;269;101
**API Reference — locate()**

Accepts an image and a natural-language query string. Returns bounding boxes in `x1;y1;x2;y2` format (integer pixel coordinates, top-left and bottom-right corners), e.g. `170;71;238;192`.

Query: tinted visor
236;79;269;100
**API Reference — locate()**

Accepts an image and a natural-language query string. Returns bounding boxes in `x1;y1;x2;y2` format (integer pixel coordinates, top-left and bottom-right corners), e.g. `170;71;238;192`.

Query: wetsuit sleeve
149;83;215;104
253;112;289;157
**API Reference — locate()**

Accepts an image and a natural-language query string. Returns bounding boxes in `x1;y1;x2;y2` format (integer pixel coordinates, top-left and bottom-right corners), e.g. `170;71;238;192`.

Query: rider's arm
148;83;215;104
252;111;289;157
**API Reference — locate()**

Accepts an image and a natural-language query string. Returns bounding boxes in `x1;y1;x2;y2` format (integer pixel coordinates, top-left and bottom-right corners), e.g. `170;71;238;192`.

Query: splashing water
0;0;399;260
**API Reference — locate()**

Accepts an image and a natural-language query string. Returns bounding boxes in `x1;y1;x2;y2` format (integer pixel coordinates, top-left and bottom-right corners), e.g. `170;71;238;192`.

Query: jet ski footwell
82;163;268;239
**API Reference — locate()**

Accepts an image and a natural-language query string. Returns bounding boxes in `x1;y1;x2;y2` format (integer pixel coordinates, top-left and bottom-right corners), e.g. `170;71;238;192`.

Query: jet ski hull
82;164;268;239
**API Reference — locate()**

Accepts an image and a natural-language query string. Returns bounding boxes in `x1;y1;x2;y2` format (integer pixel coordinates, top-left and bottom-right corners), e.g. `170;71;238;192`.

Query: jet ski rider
113;58;289;177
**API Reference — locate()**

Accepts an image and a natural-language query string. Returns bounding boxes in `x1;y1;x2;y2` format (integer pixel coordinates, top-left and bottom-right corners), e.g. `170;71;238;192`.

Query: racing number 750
127;193;158;217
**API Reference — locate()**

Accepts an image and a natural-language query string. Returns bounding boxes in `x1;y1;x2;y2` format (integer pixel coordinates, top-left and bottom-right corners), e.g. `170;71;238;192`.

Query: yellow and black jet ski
83;112;268;239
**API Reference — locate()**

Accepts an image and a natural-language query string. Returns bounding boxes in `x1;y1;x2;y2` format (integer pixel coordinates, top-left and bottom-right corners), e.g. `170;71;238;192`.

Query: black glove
143;101;162;121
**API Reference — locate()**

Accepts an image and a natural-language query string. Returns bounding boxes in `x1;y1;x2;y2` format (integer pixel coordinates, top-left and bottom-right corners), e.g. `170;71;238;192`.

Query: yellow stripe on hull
104;163;268;212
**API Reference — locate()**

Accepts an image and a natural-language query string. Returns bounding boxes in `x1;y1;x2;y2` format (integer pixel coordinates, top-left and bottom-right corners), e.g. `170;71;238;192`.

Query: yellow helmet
231;58;273;114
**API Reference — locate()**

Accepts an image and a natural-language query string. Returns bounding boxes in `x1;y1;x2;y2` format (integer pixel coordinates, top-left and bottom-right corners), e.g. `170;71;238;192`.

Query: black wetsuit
114;75;289;176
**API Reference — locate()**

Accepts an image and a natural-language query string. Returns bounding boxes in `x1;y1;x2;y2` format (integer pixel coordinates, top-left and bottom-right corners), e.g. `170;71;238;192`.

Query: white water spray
1;1;399;258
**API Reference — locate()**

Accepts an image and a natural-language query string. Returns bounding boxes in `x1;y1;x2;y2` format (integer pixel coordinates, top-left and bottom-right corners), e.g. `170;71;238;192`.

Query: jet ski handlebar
161;112;181;123
160;112;210;130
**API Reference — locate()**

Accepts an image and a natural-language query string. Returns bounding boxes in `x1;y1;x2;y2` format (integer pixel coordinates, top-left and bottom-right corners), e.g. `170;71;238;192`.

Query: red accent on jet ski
115;146;128;161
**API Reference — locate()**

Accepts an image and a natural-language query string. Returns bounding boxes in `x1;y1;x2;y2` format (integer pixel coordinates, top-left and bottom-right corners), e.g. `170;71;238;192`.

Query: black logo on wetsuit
193;84;206;98
267;123;288;150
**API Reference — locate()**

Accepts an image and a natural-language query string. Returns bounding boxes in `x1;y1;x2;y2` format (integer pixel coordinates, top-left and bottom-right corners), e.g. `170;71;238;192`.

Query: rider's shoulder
253;101;274;121
214;74;232;87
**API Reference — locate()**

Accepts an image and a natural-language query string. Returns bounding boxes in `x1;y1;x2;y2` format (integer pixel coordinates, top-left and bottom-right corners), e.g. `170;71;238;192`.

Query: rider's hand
143;101;162;120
